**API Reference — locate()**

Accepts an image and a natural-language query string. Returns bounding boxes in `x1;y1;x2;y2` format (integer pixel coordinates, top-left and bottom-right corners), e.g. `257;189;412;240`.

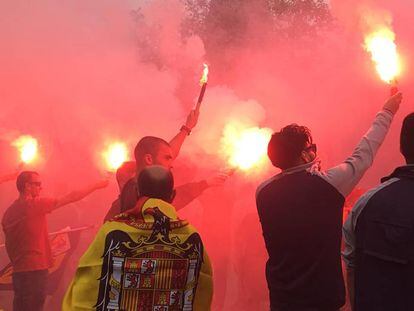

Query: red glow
102;142;128;172
12;135;39;164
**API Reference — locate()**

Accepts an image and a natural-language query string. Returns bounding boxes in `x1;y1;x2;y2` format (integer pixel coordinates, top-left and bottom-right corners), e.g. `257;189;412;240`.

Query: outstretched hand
383;92;403;114
185;109;200;130
206;172;230;187
95;179;110;190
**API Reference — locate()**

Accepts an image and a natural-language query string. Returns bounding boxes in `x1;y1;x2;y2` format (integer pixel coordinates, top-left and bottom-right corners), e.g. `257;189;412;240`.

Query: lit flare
200;63;209;85
221;124;272;171
364;27;401;84
12;135;38;164
103;142;128;171
196;63;209;111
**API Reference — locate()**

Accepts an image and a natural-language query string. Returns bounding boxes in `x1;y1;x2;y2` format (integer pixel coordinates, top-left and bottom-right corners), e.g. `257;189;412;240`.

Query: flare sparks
103;142;128;171
221;124;272;172
364;27;401;85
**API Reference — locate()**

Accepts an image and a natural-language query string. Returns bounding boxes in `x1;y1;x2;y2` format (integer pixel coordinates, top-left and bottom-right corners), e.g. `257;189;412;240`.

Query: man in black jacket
256;92;402;311
343;112;414;311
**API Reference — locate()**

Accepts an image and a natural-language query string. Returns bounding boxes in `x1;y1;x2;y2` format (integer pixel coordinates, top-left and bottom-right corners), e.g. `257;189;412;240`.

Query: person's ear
300;151;309;163
144;154;153;165
309;146;317;162
301;150;315;164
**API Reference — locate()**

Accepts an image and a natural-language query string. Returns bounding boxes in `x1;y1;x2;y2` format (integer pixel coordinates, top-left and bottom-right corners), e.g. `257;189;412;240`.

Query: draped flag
63;198;213;311
0;226;90;293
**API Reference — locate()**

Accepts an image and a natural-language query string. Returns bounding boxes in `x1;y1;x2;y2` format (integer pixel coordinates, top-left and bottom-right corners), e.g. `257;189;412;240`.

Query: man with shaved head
138;165;175;202
64;166;213;310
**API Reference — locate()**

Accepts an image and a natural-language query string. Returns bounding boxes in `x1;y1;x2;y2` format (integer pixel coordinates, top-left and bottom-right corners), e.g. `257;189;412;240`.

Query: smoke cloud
1;0;414;310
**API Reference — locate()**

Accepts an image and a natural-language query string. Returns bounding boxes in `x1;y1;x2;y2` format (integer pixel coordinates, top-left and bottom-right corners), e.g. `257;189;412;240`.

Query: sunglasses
28;181;42;187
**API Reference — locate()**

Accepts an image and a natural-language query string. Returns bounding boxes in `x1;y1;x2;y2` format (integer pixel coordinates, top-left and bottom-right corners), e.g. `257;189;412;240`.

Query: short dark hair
16;171;39;193
137;166;174;202
134;136;170;164
268;124;313;170
400;112;414;163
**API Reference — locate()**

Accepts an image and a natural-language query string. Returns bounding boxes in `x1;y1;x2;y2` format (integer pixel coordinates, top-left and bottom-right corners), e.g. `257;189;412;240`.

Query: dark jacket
354;166;414;311
256;170;345;310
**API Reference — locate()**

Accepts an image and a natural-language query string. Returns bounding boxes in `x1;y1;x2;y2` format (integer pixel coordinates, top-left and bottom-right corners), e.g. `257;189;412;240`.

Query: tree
132;0;333;66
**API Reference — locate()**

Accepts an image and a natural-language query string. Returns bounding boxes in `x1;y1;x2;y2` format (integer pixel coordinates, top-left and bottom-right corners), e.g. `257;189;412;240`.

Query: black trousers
12;269;48;311
272;307;340;311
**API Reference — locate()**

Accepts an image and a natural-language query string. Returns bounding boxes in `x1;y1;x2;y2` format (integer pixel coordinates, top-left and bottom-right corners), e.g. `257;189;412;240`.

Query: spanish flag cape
62;197;213;311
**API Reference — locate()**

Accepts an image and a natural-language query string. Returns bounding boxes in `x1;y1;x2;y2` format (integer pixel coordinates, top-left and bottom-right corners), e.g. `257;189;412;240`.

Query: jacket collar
381;165;414;183
279;157;321;178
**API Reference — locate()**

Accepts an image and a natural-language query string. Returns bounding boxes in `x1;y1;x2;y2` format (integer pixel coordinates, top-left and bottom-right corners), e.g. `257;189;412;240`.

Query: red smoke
1;0;414;310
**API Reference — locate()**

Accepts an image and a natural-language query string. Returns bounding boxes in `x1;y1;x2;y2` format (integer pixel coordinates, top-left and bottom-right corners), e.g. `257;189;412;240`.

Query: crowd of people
0;91;412;311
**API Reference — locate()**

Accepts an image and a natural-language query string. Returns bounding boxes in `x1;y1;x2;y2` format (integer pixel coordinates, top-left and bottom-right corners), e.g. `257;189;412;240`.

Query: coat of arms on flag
95;226;204;311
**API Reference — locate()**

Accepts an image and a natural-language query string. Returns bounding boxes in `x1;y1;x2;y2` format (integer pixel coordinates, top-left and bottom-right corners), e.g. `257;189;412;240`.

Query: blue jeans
12;269;48;311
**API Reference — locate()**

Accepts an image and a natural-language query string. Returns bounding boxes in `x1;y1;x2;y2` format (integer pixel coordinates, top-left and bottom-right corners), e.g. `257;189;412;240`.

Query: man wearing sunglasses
1;171;109;311
256;92;403;311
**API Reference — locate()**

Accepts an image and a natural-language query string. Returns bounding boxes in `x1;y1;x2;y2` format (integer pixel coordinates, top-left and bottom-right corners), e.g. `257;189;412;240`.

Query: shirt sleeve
36;197;58;214
342;191;374;269
173;181;209;210
317;109;394;197
342;211;358;269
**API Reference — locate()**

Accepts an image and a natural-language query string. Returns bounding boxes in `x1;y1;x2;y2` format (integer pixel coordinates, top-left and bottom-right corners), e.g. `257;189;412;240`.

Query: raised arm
169;110;199;159
0;171;19;184
55;179;109;209
319;93;402;197
173;173;229;210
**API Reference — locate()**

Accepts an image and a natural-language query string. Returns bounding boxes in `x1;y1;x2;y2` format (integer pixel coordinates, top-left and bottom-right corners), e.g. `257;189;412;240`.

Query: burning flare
221;124;272;171
103;142;128;171
200;63;209;85
364;27;401;83
12;135;38;164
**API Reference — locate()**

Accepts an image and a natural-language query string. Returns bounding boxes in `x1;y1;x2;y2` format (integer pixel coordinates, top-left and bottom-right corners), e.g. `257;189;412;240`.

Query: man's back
64;198;213;311
256;170;345;310
354;167;414;311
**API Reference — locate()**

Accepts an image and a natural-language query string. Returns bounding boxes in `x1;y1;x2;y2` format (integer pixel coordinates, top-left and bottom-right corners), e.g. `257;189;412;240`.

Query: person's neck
282;157;319;173
136;165;145;177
